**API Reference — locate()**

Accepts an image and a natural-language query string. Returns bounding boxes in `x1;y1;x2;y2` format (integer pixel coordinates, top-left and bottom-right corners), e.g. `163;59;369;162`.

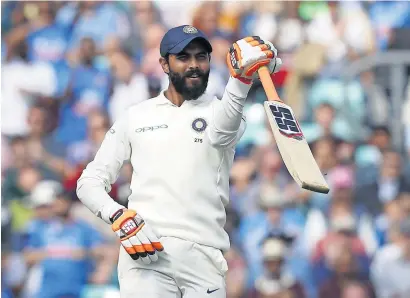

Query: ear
159;57;169;74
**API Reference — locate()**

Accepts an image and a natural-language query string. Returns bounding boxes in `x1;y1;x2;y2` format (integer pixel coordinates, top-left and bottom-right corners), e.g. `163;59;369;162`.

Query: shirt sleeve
207;77;251;148
76;112;131;224
370;248;395;297
24;222;43;249
18;63;57;96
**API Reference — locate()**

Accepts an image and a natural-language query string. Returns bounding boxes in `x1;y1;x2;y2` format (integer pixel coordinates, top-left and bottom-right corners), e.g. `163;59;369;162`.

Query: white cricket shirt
76;77;251;251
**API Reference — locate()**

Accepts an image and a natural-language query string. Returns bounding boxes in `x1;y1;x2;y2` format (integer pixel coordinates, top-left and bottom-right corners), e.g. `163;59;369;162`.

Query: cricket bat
257;66;330;194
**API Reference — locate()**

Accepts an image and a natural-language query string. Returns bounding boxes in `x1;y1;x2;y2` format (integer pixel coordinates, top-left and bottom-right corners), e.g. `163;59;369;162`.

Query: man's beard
169;68;210;100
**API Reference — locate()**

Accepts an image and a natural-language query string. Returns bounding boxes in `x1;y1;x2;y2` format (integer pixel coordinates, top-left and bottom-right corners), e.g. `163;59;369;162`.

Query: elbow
76;169;88;201
207;120;246;149
207;131;237;149
76;167;111;199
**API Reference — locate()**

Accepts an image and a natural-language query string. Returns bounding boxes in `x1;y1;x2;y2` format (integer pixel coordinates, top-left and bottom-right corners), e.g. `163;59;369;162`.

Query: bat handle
257;66;282;102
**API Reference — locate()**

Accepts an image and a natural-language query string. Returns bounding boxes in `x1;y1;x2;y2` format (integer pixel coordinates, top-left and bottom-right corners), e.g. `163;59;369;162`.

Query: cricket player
76;25;282;297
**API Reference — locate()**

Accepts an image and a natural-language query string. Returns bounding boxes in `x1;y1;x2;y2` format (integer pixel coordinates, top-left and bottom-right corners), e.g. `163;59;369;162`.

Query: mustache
184;69;205;77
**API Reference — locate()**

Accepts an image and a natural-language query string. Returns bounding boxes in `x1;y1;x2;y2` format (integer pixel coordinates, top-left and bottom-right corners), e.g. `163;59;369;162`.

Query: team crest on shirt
183;25;198;34
192;118;207;133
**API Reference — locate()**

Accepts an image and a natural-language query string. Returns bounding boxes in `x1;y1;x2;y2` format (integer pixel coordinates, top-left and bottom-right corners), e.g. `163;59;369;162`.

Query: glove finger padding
141;225;164;252
136;229;158;263
121;238;140;261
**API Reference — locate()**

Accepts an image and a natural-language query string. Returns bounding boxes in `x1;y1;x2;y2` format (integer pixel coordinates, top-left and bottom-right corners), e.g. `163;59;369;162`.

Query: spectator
374;198;407;247
25;104;73;180
312;102;336;139
21;180;62;297
397;192;410;216
355;149;410;217
252;236;306;298
3;166;42;234
23;181;116;298
371;218;410;298
256;145;291;188
239;183;304;290
1;41;57;137
66;109;110;168
310;213;372;288
140;23;167;80
311;137;338;177
340;280;375;298
108;50;150;123
60;1;131;52
318;243;375;298
229;157;260;218
65;110;120;242
368;125;392;154
206;36;231;98
308;166;375;284
24;2;68;64
56;37;112;145
192;2;225;39
128;1;162;57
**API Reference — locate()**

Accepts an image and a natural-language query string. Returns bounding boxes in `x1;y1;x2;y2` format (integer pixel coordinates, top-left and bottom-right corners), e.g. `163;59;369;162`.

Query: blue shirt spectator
26;24;68;64
369;1;410;50
238;205;306;289
56;38;112;145
26;218;103;298
57;2;131;51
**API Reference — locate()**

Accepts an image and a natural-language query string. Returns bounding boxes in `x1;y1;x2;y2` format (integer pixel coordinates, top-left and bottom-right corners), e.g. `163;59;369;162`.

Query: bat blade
264;100;329;194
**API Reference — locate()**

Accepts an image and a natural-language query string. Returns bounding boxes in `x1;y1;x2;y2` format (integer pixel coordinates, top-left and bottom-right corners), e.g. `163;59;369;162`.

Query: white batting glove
110;208;164;264
226;36;282;84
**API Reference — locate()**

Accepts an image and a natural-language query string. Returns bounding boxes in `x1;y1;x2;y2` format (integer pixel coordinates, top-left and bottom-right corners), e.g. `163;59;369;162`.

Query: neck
164;84;186;107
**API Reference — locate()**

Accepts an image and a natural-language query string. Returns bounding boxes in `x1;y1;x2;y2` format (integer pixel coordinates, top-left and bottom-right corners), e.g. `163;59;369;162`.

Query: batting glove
110;208;164;264
226;36;282;84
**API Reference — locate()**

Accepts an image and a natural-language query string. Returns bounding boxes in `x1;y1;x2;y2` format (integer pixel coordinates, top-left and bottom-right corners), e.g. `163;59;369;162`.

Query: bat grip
257;66;282;102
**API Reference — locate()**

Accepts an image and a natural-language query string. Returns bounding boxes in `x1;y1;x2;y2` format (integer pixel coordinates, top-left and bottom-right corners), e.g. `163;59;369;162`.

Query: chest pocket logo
192;118;207;133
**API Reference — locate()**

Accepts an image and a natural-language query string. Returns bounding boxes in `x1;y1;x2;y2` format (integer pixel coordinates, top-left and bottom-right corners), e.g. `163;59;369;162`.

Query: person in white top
370;218;410;298
76;24;282;298
108;50;150;123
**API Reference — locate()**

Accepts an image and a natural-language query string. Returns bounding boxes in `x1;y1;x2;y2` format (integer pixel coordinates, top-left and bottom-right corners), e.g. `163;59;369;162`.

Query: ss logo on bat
269;104;304;140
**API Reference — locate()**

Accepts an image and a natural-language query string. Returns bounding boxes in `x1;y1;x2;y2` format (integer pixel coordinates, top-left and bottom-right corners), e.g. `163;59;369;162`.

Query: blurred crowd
2;1;410;298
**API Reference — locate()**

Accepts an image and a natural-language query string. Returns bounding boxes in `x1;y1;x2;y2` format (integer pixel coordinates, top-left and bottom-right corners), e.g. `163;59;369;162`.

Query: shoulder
373;244;402;265
25;219;46;234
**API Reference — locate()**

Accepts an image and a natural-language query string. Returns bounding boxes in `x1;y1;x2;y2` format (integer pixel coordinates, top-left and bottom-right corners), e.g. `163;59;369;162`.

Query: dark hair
371;125;391;136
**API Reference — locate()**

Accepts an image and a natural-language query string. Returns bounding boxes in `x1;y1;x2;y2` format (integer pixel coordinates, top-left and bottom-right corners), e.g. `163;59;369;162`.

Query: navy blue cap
160;25;212;57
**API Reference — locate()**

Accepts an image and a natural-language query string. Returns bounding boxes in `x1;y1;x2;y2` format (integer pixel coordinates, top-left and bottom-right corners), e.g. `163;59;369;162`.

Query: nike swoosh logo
207;288;219;294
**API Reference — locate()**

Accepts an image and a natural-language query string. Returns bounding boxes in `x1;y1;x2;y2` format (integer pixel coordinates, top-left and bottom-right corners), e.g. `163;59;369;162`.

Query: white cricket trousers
117;236;228;298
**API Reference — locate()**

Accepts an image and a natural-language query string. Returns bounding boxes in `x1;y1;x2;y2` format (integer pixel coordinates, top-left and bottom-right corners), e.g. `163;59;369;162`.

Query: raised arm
207;36;282;148
207;78;250;148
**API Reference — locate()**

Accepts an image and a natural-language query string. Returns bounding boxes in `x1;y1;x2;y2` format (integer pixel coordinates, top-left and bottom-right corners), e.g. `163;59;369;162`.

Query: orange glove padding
111;208;164;264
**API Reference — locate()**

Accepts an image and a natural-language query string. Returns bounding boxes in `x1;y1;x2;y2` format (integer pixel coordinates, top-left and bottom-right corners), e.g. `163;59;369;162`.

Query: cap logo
183;25;198;34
